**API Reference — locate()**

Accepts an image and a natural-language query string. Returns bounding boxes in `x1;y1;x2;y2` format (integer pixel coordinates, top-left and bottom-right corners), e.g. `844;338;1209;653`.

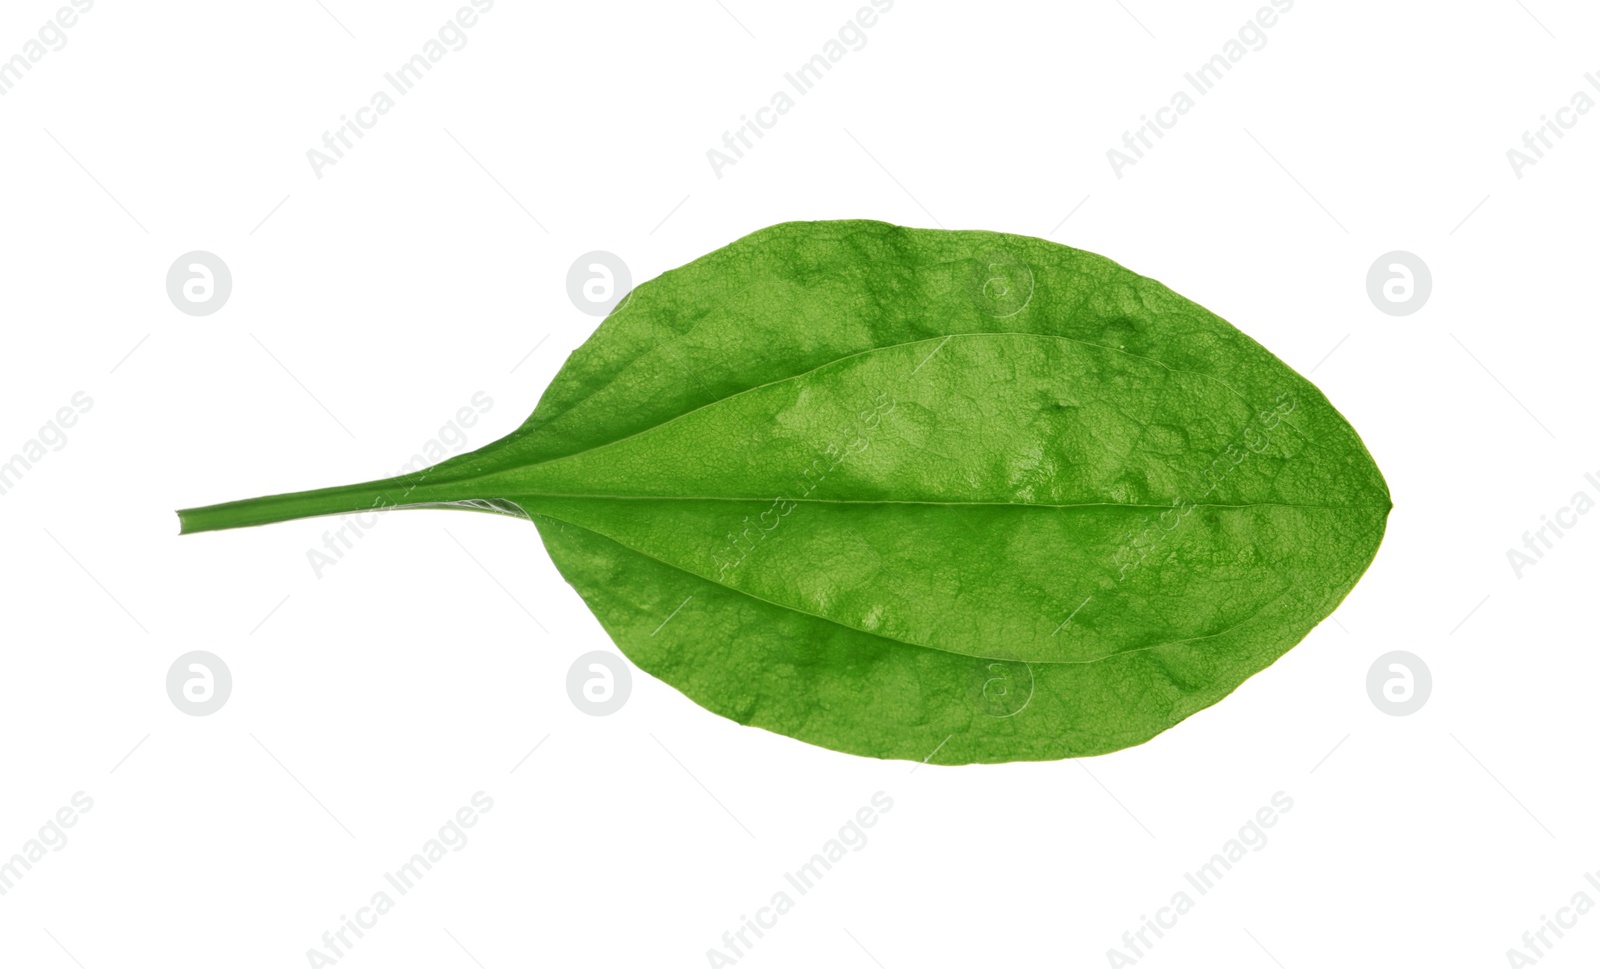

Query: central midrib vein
494;492;1388;511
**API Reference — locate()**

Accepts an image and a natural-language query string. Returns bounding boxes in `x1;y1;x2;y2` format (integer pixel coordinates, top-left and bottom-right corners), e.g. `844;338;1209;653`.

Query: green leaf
179;220;1390;764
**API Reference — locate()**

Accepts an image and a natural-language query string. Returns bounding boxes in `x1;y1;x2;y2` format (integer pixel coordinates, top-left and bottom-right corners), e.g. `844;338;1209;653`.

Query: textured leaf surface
179;220;1390;764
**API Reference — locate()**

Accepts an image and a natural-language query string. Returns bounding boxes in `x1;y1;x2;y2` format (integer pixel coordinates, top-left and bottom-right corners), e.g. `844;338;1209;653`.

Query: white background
1;1;1597;966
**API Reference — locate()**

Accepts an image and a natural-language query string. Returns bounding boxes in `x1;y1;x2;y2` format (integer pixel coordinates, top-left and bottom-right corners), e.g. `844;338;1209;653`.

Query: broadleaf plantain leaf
179;220;1390;764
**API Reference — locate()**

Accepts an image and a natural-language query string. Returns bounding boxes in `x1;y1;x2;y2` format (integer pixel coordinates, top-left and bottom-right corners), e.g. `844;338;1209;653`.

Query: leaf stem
175;473;492;535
